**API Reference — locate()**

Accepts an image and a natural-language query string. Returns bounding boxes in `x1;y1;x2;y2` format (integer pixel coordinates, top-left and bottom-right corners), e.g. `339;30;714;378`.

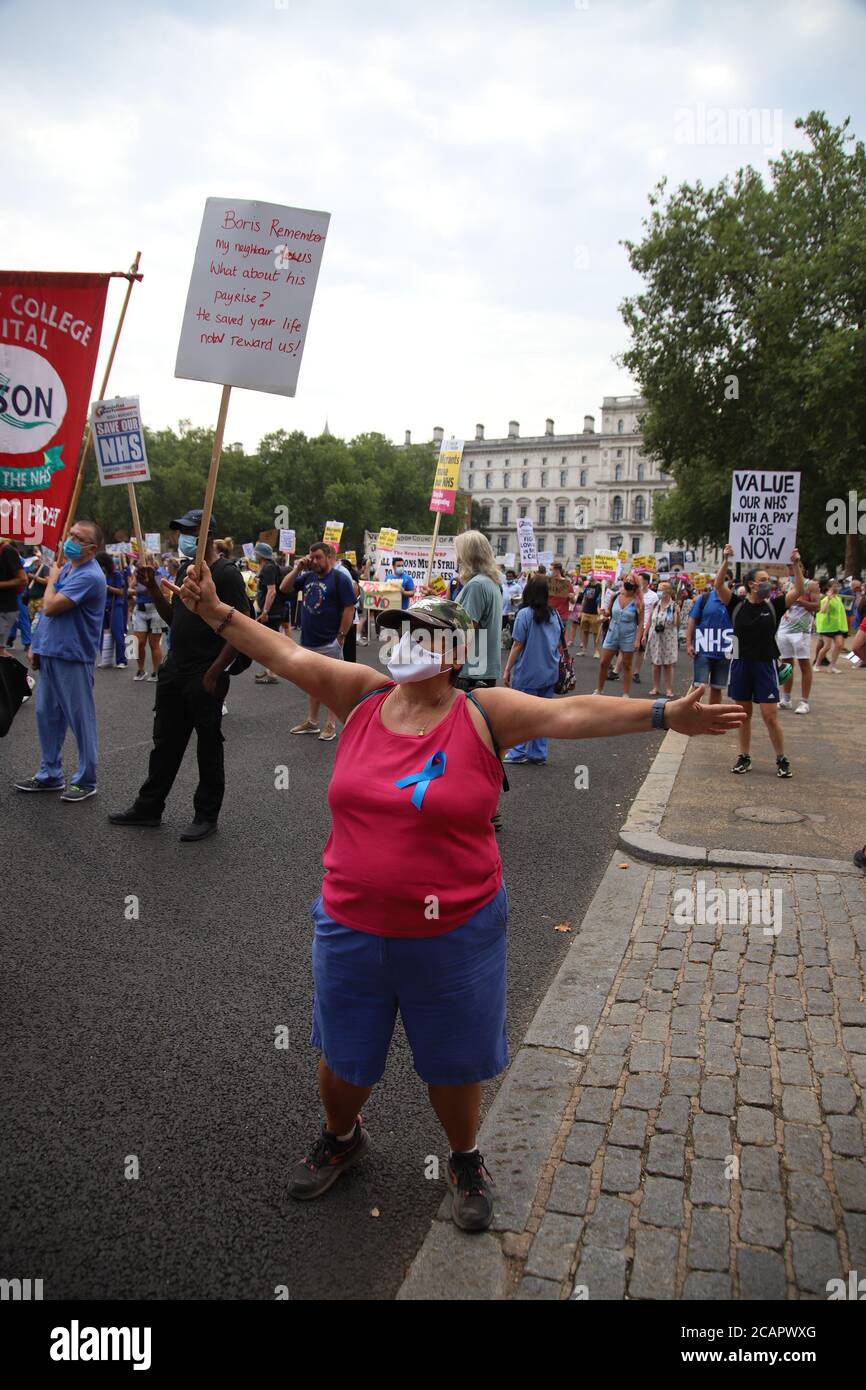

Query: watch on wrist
651;697;667;731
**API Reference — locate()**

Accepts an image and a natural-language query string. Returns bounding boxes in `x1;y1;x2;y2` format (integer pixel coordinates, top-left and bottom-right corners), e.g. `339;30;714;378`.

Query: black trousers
134;665;229;821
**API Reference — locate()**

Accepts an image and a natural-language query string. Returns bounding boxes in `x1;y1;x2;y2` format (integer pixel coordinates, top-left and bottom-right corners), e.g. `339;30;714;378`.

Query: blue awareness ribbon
394;751;447;810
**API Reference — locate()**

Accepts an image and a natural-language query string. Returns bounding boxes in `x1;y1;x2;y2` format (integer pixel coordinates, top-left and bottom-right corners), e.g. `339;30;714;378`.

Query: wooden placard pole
194;384;232;575
61;252;143;548
127;482;146;563
425;511;442;589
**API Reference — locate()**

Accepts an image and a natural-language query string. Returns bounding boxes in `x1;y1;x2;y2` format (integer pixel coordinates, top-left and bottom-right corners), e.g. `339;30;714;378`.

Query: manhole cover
734;806;806;825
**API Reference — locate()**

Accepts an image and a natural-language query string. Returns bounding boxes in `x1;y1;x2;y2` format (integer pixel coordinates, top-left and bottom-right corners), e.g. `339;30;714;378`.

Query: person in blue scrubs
13;521;107;801
96;551;129;666
500;576;563;765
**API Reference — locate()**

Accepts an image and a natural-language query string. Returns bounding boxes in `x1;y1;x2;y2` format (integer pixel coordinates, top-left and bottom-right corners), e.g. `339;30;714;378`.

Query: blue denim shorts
693;653;731;689
309;886;509;1087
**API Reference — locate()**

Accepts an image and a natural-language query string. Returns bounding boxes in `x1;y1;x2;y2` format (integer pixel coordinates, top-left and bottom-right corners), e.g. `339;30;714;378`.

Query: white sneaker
850;655;863;667
794;701;809;714
779;696;792;710
829;666;841;674
621;692;630;698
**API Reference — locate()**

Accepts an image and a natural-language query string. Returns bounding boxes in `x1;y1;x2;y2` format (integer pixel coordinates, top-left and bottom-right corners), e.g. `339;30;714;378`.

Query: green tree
620;112;866;574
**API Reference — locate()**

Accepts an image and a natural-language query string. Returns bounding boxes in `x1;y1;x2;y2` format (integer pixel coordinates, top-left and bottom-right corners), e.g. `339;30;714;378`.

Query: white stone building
410;395;718;572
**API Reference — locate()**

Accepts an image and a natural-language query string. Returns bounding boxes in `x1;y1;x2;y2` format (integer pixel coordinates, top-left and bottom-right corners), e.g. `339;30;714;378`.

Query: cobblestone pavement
516;866;866;1300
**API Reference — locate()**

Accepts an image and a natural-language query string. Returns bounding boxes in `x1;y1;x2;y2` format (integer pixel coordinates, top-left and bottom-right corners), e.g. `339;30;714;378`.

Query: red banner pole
59;251;142;549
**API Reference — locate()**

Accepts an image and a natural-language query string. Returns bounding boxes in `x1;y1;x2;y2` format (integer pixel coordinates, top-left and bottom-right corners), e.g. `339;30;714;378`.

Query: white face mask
386;629;445;684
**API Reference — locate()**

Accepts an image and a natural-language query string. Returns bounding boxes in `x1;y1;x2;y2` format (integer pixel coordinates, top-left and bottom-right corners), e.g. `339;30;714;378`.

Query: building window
542;457;548;465
637;463;645;481
541;471;548;487
614;463;623;481
538;504;547;525
557;505;566;525
561;456;567;465
496;536;507;555
580;469;588;487
575;505;587;528
500;505;510;525
503;473;510;489
617;418;624;433
521;471;529;488
609;534;623;550
581;455;587;463
556;537;565;556
616;448;623;458
485;473;491;488
519;504;528;519
537;536;546;551
574;538;585;557
468;474;474;490
560;469;568;487
481;507;491;526
611;495;624;523
654;536;663;552
632;536;641;554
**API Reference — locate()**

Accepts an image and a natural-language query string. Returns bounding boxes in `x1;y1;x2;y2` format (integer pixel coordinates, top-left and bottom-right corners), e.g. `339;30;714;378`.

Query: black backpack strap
466;690;509;793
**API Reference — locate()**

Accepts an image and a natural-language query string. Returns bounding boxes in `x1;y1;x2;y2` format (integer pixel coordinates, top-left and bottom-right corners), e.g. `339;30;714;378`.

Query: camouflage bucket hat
376;597;472;635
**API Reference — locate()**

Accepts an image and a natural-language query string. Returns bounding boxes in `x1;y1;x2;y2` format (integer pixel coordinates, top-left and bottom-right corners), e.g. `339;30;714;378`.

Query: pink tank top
322;684;503;936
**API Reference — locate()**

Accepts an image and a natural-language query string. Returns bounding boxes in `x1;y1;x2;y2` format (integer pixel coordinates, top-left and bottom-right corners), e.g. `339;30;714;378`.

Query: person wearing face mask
107;510;251;841
384;556;415;610
167;564;746;1233
13;520;107;801
596;573;644;697
645;581;680;698
501;577;562;764
716;544;804;777
280;540;357;740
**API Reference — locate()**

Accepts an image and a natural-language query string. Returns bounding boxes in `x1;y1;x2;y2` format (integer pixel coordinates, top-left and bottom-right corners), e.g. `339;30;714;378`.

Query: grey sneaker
133;671;147;681
60;784;97;801
146;673;159;682
14;777;64;793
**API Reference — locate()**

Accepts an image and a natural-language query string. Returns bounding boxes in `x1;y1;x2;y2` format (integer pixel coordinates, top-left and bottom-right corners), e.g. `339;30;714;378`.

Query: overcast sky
3;0;864;451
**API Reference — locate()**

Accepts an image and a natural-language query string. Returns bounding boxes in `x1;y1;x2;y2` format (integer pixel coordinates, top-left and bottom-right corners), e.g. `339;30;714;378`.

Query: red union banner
0;272;110;550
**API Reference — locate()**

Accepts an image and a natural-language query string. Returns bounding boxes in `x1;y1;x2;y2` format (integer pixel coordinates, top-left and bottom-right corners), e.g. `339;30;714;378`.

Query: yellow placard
632;554;657;573
429;574;448;595
343;550;357;565
376;527;398;554
593;550;617;573
617;548;629;565
323;520;344;547
579;555;592;575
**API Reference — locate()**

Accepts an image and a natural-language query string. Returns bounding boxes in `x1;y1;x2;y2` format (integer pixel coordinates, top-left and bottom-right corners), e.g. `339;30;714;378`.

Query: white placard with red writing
175;198;330;396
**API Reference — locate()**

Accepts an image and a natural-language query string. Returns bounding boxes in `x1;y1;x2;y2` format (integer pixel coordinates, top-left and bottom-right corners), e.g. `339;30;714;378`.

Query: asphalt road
0;640;674;1301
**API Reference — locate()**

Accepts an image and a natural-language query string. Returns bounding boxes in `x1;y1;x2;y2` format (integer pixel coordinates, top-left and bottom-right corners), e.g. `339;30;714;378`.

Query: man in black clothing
108;510;250;841
253;540;285;684
0;538;25;652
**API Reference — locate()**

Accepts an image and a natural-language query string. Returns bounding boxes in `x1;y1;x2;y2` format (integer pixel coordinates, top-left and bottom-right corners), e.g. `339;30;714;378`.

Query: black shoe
448;1149;495;1232
731;754;752;774
606;669;620;682
179;817;218;842
288;1116;370;1200
108;806;162;827
776;755;792;778
854;847;866;873
14;777;64;793
632;672;641;683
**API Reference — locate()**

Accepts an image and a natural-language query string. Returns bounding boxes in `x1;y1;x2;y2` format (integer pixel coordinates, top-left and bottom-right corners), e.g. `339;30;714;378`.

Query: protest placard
579;554;592;575
632;554;657;573
360;580;403;612
429;438;463;516
279;528;295;554
502;552;516;570
175;198;329;396
323;520;344;548
241;542;255;561
376;526;398;555
517;517;537;569
92;396;150;486
592;549;617;581
728;470;801;563
547;575;571;599
538;550;554;567
363;530;457;585
175;200;329;567
145;532;161;553
343;550;357;565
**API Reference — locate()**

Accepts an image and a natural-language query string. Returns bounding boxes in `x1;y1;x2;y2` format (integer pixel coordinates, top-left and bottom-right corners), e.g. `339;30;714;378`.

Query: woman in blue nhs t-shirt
500;576;562;765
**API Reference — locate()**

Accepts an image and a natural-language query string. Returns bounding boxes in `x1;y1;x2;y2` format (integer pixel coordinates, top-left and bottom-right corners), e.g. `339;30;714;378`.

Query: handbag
554;615;576;694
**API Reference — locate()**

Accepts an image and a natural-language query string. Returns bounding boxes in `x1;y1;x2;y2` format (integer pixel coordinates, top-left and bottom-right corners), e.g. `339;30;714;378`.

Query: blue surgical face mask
63;538;82;560
178;535;198;558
